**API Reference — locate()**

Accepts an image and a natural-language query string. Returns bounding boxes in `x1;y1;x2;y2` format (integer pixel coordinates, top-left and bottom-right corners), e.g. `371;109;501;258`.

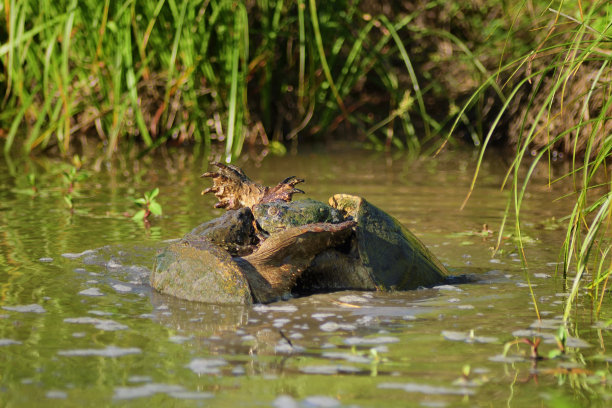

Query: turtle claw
280;176;305;187
260;177;305;203
201;186;219;195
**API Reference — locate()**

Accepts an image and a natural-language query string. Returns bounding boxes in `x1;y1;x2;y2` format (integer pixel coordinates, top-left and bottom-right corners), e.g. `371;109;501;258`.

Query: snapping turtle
150;162;448;304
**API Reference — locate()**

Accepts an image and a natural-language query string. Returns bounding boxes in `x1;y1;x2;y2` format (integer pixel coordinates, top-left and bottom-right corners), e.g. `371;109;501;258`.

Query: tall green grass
3;0;476;160
456;1;611;321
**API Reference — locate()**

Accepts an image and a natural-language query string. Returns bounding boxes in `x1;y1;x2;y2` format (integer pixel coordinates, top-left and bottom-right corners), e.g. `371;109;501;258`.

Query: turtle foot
260;176;305;203
202;162;305;210
201;162;267;209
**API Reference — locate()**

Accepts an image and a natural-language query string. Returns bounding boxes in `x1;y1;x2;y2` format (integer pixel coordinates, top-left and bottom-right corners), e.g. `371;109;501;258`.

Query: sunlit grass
457;1;611;321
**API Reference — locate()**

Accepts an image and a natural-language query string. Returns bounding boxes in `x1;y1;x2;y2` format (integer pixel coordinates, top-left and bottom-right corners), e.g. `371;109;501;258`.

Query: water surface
1;146;610;407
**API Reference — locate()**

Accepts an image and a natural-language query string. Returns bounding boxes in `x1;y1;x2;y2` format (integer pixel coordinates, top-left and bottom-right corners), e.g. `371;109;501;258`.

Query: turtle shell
252;198;345;234
329;194;449;290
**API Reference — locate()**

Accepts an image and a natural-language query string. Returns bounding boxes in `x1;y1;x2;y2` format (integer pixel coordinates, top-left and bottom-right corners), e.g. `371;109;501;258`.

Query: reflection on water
0;146;610;407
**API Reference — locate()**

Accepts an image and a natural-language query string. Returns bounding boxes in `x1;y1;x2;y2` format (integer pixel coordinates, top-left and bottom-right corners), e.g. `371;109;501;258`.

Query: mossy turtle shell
252;198;344;234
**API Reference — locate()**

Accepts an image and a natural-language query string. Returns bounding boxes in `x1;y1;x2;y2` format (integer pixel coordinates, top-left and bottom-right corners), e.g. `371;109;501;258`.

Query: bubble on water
156;305;169;310
488;354;526;363
88;310;113;316
128;376;152;383
457;305;475;310
169;335;193;344
344;336;399;346
113;383;184;400
275;343;294;354
274;395;299;408
232;365;246;376
62;250;97;259
39;257;54;263
186;358;228;375
300;365;362;375
311;313;335;321
170;391;214;400
489;259;501;264
253;304;298;313
2;304;46;313
378;382;474;396
320;322;356;332
534;273;551;279
302;395;341;407
241;335;256;342
516;282;536;288
0;339;22;346
529;319;563;330
321;352;371;364
78;288;104;297
106;259;122;269
338;295;369;303
273;318;291;328
58;346;141;357
112;284;132;293
420;401;448;408
72;332;86;338
441;330;498;344
320;322;339;332
64;317;128;331
45;390;67;399
565;337;592;348
447;298;461;303
434;285;463;292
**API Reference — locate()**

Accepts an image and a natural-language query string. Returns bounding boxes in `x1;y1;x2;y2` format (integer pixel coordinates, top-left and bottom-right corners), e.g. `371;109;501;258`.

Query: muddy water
0;146;610;407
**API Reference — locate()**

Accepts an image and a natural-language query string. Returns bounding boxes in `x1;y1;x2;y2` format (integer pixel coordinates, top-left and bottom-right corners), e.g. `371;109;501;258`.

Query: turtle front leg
201;162;267;209
202;162;305;210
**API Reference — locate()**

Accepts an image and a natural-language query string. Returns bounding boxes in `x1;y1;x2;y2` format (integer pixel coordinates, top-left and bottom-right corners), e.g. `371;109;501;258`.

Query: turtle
150;162;449;304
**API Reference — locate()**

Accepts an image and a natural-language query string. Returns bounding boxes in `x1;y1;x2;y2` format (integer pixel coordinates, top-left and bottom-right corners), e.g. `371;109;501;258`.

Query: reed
1;1;537;159
458;1;611;321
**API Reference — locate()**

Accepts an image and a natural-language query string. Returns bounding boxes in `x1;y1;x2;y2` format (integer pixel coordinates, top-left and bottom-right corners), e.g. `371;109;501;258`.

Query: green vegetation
0;0;549;159
133;187;163;222
456;1;611;322
0;1;610;319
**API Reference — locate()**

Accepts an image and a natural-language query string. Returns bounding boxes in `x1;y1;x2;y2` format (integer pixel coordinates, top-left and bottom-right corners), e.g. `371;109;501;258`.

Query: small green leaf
149;201;162;216
132;209;146;221
148;187;159;200
63;194;73;208
268;140;287;156
133;197;147;205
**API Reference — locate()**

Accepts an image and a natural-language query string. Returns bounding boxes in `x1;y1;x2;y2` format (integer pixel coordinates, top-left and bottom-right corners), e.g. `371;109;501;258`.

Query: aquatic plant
133;187;163;222
454;1;611;321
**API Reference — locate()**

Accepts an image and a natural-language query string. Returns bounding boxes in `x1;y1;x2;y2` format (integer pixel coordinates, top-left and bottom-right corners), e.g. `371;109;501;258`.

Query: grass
456;1;611;322
1;1;534;159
